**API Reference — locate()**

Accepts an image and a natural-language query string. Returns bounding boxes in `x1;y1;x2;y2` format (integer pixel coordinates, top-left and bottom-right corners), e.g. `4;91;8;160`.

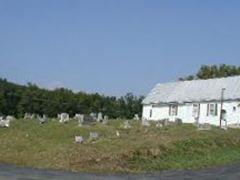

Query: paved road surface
0;163;240;180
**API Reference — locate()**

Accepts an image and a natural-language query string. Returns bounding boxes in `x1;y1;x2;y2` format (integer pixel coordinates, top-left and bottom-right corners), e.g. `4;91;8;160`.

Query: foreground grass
0;119;240;173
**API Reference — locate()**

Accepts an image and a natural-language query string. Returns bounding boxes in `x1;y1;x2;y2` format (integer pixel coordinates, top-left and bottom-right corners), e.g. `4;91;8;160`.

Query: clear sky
1;0;240;96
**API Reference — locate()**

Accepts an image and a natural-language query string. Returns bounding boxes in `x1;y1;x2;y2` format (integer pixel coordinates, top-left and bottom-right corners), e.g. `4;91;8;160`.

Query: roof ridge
156;75;240;86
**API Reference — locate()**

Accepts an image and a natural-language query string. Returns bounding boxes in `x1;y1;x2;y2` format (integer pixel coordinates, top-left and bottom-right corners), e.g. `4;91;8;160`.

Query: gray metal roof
143;76;240;104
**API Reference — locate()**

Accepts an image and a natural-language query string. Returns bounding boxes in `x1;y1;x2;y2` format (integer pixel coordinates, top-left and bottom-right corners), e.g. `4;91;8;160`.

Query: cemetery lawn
1;119;240;173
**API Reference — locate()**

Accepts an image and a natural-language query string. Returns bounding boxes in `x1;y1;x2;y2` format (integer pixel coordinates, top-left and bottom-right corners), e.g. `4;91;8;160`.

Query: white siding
142;105;152;120
152;105;169;120
142;101;240;126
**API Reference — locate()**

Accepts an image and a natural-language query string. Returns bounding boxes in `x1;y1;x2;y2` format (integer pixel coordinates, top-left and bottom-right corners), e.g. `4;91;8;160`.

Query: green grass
0;119;240;173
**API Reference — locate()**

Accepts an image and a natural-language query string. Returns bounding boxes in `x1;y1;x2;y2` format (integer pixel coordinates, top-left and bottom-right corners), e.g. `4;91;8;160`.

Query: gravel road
0;163;240;180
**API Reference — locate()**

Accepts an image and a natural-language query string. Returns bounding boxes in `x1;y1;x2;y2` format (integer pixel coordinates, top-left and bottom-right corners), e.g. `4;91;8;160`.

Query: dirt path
0;163;240;180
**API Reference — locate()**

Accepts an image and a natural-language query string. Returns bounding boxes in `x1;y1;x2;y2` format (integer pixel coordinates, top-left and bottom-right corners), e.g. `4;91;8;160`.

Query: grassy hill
0;119;240;173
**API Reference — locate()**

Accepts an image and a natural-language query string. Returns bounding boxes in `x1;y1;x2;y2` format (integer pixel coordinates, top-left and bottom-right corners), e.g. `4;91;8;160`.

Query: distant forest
1;64;239;118
0;79;144;118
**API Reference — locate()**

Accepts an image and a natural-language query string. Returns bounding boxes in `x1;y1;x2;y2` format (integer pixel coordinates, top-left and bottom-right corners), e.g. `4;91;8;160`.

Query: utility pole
219;88;226;128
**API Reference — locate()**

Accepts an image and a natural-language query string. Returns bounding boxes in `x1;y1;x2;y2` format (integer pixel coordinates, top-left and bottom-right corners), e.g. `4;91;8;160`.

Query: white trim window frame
169;104;178;116
207;103;218;116
192;103;200;118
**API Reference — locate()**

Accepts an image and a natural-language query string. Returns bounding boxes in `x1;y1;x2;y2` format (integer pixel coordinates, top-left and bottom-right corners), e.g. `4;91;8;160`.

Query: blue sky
1;0;240;96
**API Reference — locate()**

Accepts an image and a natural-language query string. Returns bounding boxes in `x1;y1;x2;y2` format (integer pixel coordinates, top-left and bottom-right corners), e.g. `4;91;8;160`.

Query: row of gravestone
75;131;99;144
24;113;48;124
58;112;109;126
23;112;140;122
142;118;183;127
142;118;215;131
119;119;178;130
22;112;108;125
0;115;15;128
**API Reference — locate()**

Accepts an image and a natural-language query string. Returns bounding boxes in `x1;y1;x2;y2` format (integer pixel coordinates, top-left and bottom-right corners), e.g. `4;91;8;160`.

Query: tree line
179;64;240;81
0;78;144;119
1;64;239;119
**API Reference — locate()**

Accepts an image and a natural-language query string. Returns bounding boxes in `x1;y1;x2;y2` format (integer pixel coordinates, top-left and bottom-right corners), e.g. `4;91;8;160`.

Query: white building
142;76;240;126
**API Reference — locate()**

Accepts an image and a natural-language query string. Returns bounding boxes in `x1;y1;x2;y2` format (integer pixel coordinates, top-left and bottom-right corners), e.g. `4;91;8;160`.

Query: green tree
180;64;240;81
0;78;144;119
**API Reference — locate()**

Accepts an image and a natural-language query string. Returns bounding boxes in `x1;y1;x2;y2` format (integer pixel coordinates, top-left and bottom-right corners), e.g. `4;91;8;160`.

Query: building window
207;103;218;116
192;104;200;117
149;109;152;118
233;106;236;112
169;104;178;116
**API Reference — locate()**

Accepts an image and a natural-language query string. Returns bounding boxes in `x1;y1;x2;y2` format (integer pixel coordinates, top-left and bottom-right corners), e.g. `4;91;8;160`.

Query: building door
193;104;200;124
221;109;227;127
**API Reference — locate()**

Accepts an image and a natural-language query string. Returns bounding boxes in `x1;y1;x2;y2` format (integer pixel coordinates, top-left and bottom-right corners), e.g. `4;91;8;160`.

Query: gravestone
104;115;108;120
89;132;99;140
24;113;32;119
75;114;83;121
74;114;84;127
76;114;84;126
59;113;69;123
38;115;48;124
142;118;150;127
228;123;240;129
90;113;97;120
6;115;15;122
74;114;80;120
123;121;131;129
97;112;103;122
102;115;108;125
198;123;212;131
175;118;183;126
79;115;84;123
43;114;47;119
75;136;84;144
0;118;10;128
156;121;163;128
133;114;140;120
162;119;169;127
30;114;37;119
116;130;120;137
84;115;96;124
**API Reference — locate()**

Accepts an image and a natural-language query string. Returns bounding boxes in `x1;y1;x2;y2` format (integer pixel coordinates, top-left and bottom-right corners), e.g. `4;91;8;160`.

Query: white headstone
24;113;32;119
116;130;120;137
38;115;47;124
133;114;140;120
59;113;69;123
75;114;83;121
123;121;131;129
104;115;108;120
90;113;97;120
6;115;15;121
30;114;36;119
80;114;84;122
156;121;163;128
75;136;84;144
97;112;103;122
78;114;84;126
90;132;99;139
142;118;150;127
198;123;212;131
102;115;108;125
0;119;10;128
